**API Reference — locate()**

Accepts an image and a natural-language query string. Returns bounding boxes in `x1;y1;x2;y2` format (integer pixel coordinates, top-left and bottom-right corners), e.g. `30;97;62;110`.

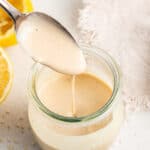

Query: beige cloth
78;0;150;111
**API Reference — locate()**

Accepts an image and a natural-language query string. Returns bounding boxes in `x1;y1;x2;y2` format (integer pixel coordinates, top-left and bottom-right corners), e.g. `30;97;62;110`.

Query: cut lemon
0;47;13;103
0;0;33;47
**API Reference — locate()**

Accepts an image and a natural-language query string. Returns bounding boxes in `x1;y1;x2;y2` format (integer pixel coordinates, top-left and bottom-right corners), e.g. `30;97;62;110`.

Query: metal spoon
0;0;74;38
0;0;86;75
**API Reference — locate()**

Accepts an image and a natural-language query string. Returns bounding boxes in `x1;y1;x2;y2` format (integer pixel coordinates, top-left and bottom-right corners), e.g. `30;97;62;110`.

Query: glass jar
28;46;124;150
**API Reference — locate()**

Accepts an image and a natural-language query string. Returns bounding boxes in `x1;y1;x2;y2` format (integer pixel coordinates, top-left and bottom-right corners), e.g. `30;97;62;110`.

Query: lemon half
0;48;13;103
0;0;33;47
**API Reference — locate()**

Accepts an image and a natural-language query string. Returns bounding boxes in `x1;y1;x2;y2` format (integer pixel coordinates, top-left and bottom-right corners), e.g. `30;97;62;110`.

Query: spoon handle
0;0;21;22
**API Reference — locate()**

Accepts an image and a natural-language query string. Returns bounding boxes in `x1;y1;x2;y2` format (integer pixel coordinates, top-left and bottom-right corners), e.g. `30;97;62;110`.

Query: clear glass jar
28;46;124;150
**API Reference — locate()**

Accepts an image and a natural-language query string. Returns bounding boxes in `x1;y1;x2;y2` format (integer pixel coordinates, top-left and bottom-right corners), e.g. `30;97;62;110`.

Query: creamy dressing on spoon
17;14;86;75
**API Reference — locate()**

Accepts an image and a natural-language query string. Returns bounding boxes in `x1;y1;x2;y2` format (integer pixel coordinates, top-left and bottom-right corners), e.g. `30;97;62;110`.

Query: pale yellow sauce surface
38;72;112;117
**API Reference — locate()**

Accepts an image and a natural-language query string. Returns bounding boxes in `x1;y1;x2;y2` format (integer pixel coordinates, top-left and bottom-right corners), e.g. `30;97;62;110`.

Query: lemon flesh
0;48;13;103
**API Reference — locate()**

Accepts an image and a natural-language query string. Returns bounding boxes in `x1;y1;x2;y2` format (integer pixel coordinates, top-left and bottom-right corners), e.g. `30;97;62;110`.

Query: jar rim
28;46;121;122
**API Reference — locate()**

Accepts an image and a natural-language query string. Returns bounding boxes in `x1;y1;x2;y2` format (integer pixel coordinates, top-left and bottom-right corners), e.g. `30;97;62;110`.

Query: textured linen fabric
78;0;150;111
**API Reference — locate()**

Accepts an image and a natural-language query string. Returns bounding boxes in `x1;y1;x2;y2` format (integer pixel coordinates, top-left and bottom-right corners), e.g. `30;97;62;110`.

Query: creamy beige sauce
29;69;123;150
17;14;86;75
38;72;112;117
17;11;124;150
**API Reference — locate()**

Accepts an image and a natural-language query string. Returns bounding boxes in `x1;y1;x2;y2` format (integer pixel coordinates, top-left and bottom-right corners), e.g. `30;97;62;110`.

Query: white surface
0;0;150;150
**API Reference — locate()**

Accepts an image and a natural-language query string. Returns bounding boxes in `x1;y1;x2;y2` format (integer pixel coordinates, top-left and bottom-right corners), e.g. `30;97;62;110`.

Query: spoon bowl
0;0;86;75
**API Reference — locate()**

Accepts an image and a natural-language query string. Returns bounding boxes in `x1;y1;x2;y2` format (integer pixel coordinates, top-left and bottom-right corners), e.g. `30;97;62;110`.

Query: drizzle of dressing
17;14;86;75
72;75;76;117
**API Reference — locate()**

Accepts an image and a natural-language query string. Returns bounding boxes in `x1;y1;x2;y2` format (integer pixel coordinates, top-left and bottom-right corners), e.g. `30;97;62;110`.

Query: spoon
0;0;86;75
0;0;74;38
